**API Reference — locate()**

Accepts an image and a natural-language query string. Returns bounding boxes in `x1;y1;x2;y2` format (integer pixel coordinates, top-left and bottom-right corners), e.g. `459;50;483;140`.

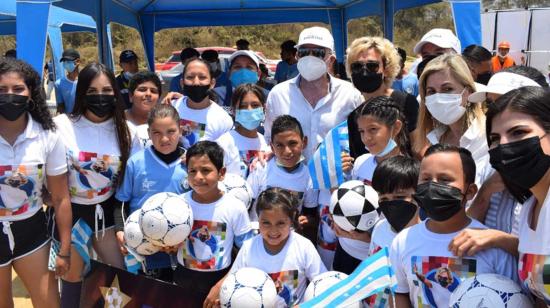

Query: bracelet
57;254;71;259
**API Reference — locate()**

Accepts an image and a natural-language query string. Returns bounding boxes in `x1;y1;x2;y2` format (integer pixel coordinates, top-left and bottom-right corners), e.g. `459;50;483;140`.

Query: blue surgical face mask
63;61;76;73
235;108;264;131
230;68;259;87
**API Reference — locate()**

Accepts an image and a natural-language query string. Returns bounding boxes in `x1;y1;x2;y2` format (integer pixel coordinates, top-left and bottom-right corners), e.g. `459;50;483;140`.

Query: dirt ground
12;269;33;307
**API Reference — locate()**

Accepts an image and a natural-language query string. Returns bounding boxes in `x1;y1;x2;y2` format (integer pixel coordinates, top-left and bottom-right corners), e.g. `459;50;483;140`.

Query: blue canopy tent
12;0;481;76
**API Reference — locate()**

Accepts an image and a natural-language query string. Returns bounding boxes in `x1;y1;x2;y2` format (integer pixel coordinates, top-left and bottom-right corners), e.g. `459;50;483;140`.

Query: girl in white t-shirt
124;71;161;147
0;57;72;306
333;96;411;274
205;187;326;307
217;83;270;178
486;86;550;306
172;58;233;149
53;63;140;307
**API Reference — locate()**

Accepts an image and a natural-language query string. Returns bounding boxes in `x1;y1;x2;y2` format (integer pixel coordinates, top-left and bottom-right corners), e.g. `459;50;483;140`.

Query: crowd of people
2;24;550;308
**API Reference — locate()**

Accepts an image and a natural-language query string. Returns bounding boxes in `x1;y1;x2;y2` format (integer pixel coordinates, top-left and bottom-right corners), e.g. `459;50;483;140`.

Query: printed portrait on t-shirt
266;186;304;206
69;151;118;198
269;270;299;307
0;164;42;216
411;256;476;307
182;220;226;270
317;204;336;250
518;253;550;304
179;119;206;148
239;150;263;176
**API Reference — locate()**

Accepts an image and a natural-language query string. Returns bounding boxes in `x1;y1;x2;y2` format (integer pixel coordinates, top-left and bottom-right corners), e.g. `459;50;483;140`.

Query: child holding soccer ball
174;141;254;302
205;187;326;308
115;104;189;282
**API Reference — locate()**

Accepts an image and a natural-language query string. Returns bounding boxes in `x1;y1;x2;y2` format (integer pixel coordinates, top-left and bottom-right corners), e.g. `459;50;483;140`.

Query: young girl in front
333;95;410;275
205;187;327;308
115;104;189;282
216;83;270;178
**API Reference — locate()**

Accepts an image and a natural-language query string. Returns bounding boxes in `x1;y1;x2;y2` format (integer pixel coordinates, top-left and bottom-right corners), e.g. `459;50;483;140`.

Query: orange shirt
492;55;515;72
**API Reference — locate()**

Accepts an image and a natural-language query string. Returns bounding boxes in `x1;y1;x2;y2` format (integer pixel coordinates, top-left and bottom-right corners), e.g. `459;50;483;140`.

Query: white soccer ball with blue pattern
124;210;159;255
449;273;532;307
219;173;253;210
220;267;277;308
329;180;379;232
139;192;193;247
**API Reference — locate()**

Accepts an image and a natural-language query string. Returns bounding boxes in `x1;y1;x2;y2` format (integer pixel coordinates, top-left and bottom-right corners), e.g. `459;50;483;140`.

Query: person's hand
116;231;128;255
203;285;222;308
249;152;274;172
55;254;70;279
332;220;371;243
449;228;496;257
341;152;354;173
298;215;309;226
162;92;183;104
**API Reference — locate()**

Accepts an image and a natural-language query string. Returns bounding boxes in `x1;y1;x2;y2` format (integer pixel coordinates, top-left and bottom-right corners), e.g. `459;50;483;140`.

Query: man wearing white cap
410;28;461;75
213;50;268;108
264;26;363;160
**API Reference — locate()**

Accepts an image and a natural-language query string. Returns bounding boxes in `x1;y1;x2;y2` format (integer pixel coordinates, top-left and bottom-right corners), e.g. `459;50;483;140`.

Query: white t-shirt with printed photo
172;97;233;148
517;189;550;304
247;159;317;222
216;129;269;178
390;219;518;308
0;116;67;221
231;231;327;307
126;120;150;148
177;191;251;272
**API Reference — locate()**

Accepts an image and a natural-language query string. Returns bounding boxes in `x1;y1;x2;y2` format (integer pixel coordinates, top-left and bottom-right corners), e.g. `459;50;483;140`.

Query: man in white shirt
264;26;363;160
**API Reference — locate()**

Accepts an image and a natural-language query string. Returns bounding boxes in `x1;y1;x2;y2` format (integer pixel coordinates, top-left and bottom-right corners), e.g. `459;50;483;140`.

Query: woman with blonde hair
346;36;418;158
413;53;490;186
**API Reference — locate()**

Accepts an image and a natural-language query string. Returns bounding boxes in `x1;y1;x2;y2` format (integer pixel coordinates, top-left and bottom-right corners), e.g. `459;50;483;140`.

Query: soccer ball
449;273;532;307
219;267;278;308
329;180;379;232
219;173;253;210
123;210;159;255
140;192;193;247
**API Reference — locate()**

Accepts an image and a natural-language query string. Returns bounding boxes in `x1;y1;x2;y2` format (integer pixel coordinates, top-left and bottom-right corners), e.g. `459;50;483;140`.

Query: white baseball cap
295;26;334;52
468;72;541;103
229;50;260;68
413;28;461;55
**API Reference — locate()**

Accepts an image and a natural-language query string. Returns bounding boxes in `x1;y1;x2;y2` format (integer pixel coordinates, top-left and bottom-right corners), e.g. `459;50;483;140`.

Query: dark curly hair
0;57;55;130
72;62;131;187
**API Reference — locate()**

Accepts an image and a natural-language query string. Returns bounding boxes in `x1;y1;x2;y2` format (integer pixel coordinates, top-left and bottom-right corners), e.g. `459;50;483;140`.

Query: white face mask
424;90;466;125
297;56;327;81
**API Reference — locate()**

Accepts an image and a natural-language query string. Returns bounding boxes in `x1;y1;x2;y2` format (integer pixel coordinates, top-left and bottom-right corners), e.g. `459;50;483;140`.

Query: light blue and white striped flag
300;247;397;308
71;218;93;274
308;120;349;190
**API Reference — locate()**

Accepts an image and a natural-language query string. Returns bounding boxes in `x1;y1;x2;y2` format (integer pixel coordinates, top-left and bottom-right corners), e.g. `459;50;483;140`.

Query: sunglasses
297;48;327;59
350;61;381;74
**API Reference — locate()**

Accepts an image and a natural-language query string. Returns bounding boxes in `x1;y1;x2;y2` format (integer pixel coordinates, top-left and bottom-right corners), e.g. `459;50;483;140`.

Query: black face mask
476;72;492;85
438;276;450;288
352;71;383;93
378;200;417;233
183;84;210;103
489;136;550;189
414;181;464;222
85;94;115;118
0;94;29;121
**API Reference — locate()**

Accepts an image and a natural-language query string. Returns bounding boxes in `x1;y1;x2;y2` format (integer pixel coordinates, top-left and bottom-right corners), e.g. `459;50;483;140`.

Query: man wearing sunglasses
264;26;363;161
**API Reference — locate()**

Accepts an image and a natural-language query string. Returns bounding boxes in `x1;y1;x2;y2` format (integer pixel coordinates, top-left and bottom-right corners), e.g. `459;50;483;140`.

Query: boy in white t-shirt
391;144;517;308
247;115;318;232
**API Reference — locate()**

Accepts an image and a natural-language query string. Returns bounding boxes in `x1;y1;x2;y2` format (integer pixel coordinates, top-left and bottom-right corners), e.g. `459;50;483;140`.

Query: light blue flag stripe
300;247;394;308
319;141;332;189
308;159;320;190
331;126;344;185
124;253;141;274
71;218;93;274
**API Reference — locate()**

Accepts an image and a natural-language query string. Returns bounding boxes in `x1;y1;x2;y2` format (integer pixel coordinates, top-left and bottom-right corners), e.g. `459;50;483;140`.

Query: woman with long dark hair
53;62;139;307
0;57;72;307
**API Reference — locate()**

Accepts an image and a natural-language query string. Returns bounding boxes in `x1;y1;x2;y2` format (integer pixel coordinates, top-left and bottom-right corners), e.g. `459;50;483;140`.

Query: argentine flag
308;120;349;190
300;247;397;307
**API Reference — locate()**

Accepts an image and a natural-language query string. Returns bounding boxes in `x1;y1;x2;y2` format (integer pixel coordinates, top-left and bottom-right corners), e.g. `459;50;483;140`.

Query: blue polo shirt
54;76;77;113
392;73;419;97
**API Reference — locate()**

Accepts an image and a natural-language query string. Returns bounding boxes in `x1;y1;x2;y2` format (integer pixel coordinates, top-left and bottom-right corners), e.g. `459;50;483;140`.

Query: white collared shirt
264;75;364;160
0;115;67;221
426;117;493;186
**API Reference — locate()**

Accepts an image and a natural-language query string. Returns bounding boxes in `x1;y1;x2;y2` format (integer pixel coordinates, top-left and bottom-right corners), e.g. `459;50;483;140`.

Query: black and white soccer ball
329;180;379;232
219;267;278;308
139;192;193;247
124;210;159;255
219;173;253;210
449;273;532;307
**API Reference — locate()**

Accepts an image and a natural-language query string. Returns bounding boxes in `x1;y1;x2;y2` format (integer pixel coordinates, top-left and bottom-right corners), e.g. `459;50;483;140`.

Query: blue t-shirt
274;61;299;84
54;77;77;113
169;73;183;94
392;73;419;97
116;146;190;269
